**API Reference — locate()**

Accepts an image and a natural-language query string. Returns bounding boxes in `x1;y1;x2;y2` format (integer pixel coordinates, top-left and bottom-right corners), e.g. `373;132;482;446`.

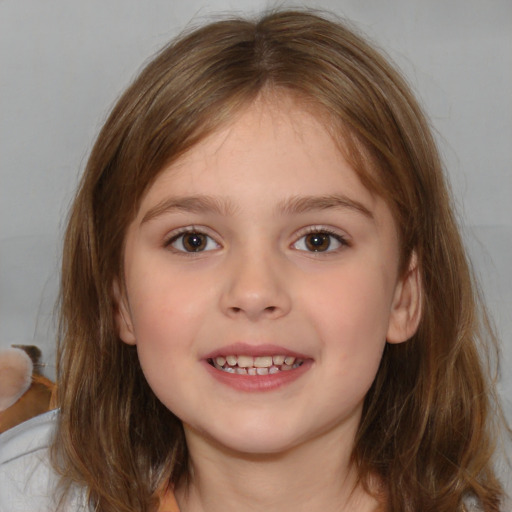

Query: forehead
137;95;379;216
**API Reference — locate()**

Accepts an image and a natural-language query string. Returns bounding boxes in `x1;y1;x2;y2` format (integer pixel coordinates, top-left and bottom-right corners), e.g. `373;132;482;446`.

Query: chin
219;435;302;457
189;420;307;457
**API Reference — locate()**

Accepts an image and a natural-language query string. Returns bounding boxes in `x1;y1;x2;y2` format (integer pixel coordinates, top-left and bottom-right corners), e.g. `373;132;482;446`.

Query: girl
0;9;509;512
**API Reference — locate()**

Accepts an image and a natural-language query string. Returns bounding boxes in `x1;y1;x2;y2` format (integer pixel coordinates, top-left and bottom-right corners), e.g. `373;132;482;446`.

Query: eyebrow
142;195;237;223
141;193;373;224
277;194;374;219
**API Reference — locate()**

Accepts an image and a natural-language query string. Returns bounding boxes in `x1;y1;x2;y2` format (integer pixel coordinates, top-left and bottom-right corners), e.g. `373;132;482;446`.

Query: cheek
128;265;210;336
307;266;393;338
124;276;200;379
128;279;203;412
301;264;393;384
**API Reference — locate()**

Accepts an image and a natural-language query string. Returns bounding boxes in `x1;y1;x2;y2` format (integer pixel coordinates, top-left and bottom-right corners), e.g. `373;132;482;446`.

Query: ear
386;252;422;344
112;280;137;345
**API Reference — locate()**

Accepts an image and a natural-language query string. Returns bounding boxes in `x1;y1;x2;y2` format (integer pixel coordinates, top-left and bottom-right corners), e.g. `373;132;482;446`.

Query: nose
220;251;292;321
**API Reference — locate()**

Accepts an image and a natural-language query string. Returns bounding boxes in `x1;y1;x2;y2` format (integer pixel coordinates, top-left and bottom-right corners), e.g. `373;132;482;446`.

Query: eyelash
164;227;220;254
163;226;350;254
292;226;350;254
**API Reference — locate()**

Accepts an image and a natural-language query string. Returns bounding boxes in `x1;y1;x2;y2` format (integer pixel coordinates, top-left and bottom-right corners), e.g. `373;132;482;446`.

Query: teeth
237;355;253;368
210;354;304;376
273;355;285;365
226;355;237;366
284;356;296;365
254;356;273;368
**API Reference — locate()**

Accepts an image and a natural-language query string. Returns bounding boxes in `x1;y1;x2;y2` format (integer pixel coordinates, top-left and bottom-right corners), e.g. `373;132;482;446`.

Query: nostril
228;305;277;315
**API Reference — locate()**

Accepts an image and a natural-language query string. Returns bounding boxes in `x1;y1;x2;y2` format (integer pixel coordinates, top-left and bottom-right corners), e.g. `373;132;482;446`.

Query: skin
116;95;421;512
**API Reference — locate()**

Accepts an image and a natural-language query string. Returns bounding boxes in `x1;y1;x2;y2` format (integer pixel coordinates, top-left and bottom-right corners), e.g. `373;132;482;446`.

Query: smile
208;355;304;375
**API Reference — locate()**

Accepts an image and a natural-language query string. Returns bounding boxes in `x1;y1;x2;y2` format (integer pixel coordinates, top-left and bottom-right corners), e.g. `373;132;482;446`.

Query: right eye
167;231;220;253
291;228;348;253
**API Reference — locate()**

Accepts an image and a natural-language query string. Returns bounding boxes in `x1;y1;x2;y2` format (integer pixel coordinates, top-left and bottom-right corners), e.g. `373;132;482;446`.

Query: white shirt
0;410;87;511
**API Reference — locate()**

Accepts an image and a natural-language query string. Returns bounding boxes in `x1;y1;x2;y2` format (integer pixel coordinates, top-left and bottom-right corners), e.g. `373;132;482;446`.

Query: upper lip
203;342;310;360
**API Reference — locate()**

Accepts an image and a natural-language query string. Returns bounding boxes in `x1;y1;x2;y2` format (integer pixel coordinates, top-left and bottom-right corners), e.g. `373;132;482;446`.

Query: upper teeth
215;355;296;368
210;354;303;374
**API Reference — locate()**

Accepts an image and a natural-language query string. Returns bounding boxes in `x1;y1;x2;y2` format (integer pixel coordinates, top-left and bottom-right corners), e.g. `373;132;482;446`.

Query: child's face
116;96;419;456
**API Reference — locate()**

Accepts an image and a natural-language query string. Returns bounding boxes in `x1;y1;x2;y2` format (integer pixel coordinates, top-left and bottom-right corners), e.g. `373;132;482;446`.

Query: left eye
293;231;344;252
168;232;219;253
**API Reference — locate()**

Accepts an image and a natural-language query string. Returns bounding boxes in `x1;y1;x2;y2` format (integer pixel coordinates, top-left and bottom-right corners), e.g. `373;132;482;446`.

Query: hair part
52;9;508;511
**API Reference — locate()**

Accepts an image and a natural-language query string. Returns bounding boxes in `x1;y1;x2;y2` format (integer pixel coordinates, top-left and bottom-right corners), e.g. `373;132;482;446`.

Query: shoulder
0;409;57;464
0;410;87;511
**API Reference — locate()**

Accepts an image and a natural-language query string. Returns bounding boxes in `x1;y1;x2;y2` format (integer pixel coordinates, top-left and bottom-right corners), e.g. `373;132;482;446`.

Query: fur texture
0;348;33;411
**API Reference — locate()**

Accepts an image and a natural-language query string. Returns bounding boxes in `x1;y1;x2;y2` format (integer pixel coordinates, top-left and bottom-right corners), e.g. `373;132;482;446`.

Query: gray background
1;0;511;449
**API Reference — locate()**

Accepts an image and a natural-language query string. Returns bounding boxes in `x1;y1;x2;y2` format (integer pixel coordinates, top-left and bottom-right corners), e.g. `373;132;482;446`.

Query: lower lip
203;359;312;392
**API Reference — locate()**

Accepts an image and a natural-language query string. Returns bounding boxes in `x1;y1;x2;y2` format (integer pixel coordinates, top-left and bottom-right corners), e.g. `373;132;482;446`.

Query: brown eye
169;231;219;253
183;233;207;252
292;230;346;253
304;233;331;252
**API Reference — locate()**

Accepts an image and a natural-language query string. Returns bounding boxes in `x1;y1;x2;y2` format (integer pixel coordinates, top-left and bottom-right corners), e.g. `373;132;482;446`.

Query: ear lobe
113;280;137;345
386;252;422;344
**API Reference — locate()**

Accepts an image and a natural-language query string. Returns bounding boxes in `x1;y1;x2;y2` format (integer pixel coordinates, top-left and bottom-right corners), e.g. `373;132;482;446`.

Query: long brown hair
52;9;509;511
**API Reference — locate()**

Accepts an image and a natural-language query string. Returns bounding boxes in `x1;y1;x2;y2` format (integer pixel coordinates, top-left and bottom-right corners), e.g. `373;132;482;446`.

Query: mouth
207;354;304;375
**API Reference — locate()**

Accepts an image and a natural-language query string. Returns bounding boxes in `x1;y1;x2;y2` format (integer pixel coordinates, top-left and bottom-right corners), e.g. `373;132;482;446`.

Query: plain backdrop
1;0;511;434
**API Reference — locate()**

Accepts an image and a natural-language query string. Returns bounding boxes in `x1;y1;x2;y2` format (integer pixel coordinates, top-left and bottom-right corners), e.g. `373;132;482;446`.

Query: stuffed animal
0;345;55;433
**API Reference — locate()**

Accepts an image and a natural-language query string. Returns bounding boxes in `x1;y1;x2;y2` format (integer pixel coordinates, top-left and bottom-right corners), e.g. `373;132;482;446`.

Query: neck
174;425;382;512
